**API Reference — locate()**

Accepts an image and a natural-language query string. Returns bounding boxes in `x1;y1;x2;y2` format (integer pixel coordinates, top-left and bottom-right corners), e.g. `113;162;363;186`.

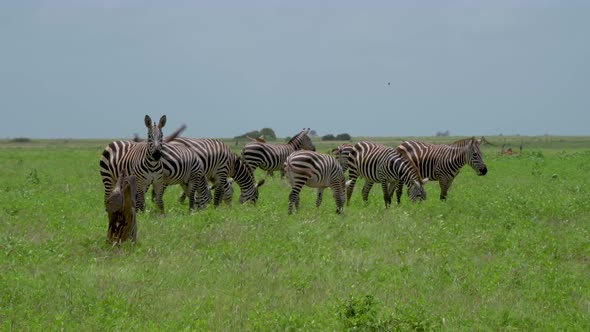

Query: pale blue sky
1;1;589;139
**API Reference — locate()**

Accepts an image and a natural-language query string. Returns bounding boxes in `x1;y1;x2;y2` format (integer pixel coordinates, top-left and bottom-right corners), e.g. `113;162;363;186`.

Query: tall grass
1;137;589;330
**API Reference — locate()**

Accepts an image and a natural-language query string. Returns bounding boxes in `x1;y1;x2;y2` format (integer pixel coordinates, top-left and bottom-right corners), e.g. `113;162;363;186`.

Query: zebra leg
381;181;391;208
136;181;148;212
361;181;374;204
395;183;404;204
152;183;166;213
222;180;234;205
316;188;324;208
213;176;228;207
186;181;198;213
288;179;306;214
193;173;209;210
345;173;358;206
439;177;454;200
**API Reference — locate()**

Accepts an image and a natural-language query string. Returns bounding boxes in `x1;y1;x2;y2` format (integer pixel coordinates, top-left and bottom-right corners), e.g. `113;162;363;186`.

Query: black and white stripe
242;128;315;179
397;137;487;200
100;115;167;212
154;142;209;213
172;138;262;206
284;150;346;214
331;143;354;173
346;141;428;208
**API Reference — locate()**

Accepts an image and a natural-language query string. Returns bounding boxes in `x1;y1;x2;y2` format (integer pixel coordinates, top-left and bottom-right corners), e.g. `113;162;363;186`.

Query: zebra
331;143;354;173
284;150;346;214
346;141;428;208
227;152;265;204
100;115;169;212
171;138;264;206
397;137;488;200
153;142;210;213
241;128;315;180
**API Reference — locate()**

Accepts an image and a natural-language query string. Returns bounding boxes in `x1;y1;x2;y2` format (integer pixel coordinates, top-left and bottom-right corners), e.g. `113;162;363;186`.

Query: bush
260;128;277;141
321;133;351;141
235;130;261;140
321;134;336;141
336;133;351;141
10;137;32;143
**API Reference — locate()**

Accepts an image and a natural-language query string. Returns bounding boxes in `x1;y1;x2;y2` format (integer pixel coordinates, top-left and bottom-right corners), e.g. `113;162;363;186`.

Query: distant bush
321;133;351;141
435;130;450;137
260;128;277;141
235;128;277;141
336;133;351;141
321;134;336;141
10;137;32;143
235;130;261;140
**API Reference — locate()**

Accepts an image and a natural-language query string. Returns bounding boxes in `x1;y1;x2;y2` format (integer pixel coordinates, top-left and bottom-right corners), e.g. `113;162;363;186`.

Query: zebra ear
421;177;429;185
158;115;167;128
145;115;152;128
345;179;352;188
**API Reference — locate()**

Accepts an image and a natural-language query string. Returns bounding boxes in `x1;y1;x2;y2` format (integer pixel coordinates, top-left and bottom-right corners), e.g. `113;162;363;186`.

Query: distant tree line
235;128;277;141
435;130;450;137
321;133;351;141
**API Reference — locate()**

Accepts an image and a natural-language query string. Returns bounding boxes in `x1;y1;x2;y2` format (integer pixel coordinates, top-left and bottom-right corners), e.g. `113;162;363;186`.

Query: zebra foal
397;137;487;200
284;150;346;215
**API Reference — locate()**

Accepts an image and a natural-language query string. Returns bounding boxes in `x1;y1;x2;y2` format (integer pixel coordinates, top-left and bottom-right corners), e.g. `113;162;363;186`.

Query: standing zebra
397;137;488;200
241;128;315;180
284;150;346;214
153;142;209;213
331;143;354;173
171;138;264;206
346;141;428;208
100;115;168;212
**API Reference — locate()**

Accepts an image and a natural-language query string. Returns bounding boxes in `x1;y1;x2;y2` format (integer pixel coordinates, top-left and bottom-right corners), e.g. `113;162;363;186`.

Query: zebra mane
395;146;425;184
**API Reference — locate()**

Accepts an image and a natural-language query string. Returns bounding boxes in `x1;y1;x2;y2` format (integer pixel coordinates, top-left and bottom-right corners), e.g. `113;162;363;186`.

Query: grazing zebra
331;143;354;172
285;150;346;214
100;115;168;212
171;138;263;206
153;142;210;213
242;128;315;179
346;141;428;208
397;137;488;200
228;152;265;204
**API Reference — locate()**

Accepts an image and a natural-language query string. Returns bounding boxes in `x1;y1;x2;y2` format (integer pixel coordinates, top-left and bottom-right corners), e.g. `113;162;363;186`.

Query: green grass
1;136;589;331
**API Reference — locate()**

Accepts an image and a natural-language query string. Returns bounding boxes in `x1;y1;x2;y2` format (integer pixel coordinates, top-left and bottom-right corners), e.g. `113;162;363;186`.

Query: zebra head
466;137;488;176
408;178;428;202
290;128;316;151
144;115;166;160
239;179;265;204
234;156;266;204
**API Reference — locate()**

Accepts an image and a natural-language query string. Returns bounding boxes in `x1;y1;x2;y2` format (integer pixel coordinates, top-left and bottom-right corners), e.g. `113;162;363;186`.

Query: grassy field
1;136;589;331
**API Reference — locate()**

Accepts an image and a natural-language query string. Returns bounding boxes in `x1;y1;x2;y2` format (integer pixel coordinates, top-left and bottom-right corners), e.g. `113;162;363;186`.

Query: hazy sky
1;1;589;139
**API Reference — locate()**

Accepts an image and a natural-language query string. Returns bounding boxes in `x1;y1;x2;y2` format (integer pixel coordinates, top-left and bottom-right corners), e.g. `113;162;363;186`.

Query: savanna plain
1;136;589;331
